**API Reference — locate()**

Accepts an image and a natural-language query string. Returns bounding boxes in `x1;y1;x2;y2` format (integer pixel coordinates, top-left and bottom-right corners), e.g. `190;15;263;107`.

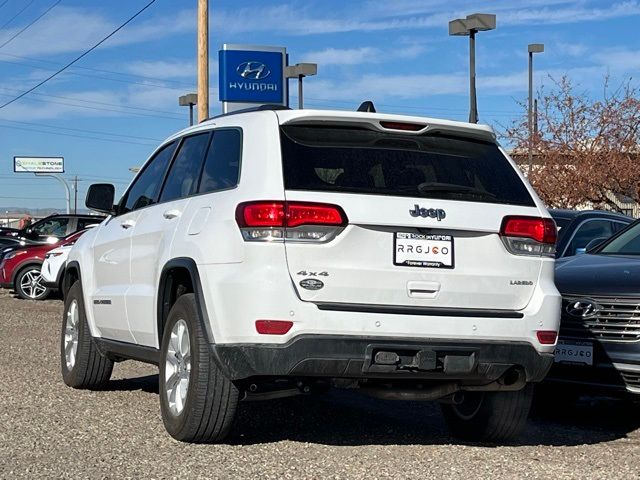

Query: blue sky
1;0;639;211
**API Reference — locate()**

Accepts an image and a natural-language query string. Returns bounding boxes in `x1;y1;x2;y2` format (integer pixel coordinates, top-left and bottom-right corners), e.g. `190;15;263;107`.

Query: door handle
407;281;440;299
163;209;181;220
120;219;136;229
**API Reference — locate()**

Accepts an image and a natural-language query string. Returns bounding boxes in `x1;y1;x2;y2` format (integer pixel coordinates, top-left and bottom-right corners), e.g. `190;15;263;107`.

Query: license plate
394;232;454;268
554;340;593;366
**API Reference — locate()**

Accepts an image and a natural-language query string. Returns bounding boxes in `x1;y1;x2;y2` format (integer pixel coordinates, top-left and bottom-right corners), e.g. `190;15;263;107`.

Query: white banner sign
14;156;64;173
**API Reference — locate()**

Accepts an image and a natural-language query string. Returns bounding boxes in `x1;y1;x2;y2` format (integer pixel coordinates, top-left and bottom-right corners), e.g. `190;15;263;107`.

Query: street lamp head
285;63;318;78
178;93;198;106
528;43;545;53
449;13;496;35
467;13;496;31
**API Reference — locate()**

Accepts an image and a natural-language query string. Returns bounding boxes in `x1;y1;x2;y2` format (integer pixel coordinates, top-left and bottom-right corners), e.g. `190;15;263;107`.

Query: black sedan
548;219;640;395
550;209;632;258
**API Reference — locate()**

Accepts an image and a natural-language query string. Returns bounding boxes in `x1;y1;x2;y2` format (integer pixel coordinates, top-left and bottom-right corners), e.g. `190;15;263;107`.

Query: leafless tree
506;76;640;210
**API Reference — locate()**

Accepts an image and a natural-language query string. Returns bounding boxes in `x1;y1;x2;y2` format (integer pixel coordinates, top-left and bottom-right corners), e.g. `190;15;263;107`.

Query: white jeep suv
60;106;560;443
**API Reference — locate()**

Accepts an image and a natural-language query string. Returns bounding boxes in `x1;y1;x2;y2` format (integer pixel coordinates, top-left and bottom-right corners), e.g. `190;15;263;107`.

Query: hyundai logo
566;299;600;319
237;61;271;80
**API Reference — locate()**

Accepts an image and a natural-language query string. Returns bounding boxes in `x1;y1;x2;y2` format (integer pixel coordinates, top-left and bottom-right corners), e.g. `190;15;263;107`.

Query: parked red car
0;230;87;300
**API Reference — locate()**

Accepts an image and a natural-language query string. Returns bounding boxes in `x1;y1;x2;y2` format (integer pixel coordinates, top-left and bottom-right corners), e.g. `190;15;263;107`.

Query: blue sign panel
219;49;284;104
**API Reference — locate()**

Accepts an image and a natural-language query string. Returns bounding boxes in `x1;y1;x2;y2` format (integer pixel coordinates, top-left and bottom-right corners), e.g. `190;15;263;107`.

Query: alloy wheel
164;319;191;416
64;299;79;370
19;268;47;299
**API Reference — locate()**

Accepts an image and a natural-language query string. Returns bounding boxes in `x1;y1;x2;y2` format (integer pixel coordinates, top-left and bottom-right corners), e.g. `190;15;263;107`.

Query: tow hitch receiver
366;345;476;374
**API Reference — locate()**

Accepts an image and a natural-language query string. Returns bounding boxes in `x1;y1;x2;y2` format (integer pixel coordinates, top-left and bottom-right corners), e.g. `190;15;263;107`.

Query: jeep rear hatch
275;120;551;312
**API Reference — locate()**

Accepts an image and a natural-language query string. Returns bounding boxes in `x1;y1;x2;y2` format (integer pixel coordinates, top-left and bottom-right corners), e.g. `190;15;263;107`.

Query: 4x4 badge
409;205;446;221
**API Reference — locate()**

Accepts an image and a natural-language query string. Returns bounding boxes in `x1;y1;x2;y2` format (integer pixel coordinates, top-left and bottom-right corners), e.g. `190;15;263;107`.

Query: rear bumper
212;335;554;383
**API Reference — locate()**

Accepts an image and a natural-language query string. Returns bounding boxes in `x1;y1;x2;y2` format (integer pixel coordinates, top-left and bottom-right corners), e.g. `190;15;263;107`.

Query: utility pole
527;44;544;175
197;0;209;122
73;175;78;214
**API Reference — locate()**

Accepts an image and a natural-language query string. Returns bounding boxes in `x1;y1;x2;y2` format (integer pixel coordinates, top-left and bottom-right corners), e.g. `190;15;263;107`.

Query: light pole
449;13;496;123
284;63;318;109
528;43;544;175
34;173;71;214
179;93;198;126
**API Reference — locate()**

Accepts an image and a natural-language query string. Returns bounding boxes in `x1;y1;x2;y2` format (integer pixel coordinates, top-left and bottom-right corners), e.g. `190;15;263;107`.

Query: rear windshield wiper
416;182;497;199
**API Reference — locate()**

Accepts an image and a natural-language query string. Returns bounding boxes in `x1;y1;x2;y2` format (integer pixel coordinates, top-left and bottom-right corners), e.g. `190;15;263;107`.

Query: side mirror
584;236;608;253
86;183;116;215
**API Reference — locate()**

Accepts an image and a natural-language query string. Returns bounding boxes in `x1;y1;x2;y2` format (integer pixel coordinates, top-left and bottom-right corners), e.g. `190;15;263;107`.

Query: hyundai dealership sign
219;44;287;113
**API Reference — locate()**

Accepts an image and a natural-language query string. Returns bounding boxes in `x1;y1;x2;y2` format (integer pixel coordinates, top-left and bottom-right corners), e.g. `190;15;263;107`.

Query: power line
0;0;35;31
0;122;158;145
0;0;61;49
0;118;163;141
0;52;194;88
0;91;184;121
0;1;9;12
0;86;185;117
0;0;157;110
0;57;190;90
0;195;65;200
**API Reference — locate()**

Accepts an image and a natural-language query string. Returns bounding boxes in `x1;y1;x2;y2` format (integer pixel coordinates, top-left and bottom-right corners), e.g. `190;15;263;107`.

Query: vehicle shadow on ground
106;374;159;394
106;374;640;447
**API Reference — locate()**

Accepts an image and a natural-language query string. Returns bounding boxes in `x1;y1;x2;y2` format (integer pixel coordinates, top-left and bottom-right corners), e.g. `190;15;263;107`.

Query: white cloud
300;44;427;67
125;60;197;80
556;42;589;57
592;48;640;71
0;6;194;57
301;47;381;66
212;1;640;36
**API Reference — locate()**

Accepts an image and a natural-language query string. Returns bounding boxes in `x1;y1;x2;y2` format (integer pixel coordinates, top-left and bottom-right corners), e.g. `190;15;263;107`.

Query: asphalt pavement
1;290;639;479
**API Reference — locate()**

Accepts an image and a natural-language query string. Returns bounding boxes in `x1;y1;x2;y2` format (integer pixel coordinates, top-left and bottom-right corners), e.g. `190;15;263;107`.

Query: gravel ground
1;290;640;479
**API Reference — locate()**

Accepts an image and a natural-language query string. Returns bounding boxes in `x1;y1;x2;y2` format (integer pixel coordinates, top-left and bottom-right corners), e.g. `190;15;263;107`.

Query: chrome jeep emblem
409;204;446;221
566;299;600;319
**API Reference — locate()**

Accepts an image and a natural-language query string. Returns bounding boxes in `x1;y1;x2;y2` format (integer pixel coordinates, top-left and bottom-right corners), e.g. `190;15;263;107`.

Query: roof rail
202;104;291;122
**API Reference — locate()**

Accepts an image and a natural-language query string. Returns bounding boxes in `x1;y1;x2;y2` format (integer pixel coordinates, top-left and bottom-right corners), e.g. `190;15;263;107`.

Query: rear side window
76;217;102;230
199;129;242;193
31;217;70;236
160;133;211;203
280;126;535;206
122;141;176;213
566;219;615;255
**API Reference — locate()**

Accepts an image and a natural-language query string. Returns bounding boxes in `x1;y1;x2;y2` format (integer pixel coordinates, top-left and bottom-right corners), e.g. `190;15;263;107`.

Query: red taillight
239;202;286;227
237;201;346;228
255;320;293;335
379;121;425;131
500;216;557;244
287;203;344;227
536;330;558;345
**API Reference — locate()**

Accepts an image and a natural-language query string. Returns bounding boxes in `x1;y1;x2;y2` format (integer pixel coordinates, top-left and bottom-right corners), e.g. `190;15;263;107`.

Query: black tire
60;281;114;389
159;293;239;443
441;384;534;443
15;265;50;300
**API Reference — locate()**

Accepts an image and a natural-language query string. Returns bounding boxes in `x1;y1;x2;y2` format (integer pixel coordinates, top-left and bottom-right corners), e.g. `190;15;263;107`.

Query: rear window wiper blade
417;182;497;199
